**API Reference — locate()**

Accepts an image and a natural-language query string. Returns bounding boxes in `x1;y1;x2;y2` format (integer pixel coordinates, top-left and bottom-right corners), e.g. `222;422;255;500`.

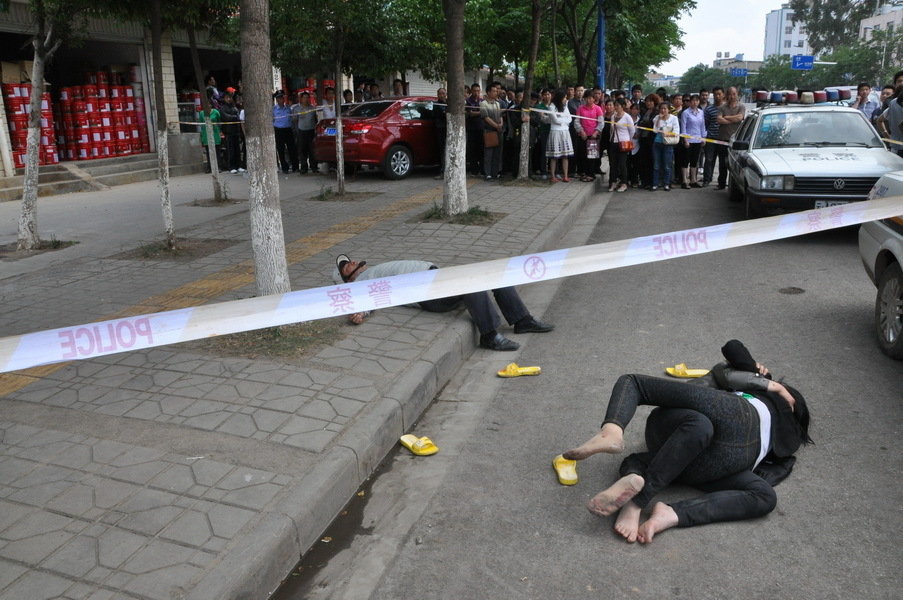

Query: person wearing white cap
333;254;554;351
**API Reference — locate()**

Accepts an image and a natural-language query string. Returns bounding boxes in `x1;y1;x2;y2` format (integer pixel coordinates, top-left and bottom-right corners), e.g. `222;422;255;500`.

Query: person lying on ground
559;340;812;544
333;254;554;351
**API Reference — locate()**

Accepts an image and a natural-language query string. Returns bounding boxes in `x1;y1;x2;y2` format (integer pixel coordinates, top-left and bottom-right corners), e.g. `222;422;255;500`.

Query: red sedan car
314;96;440;179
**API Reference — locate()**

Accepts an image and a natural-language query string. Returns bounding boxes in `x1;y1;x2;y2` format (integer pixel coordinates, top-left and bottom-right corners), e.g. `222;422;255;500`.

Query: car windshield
344;101;393;118
753;111;882;149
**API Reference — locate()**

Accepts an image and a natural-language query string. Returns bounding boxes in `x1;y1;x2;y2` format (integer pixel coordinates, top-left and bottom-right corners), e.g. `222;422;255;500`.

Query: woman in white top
607;98;636;193
545;89;574;182
651;102;680;191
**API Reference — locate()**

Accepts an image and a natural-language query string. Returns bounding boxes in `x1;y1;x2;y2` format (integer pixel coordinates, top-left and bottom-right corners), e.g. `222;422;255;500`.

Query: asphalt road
274;185;903;600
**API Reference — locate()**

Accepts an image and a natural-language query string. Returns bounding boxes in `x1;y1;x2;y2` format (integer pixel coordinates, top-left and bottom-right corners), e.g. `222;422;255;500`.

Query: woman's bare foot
637;502;679;544
586;473;644;517
613;501;642;543
562;423;625;460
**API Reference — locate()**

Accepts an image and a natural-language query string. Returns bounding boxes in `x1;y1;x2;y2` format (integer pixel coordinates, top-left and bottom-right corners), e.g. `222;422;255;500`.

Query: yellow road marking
0;185;443;395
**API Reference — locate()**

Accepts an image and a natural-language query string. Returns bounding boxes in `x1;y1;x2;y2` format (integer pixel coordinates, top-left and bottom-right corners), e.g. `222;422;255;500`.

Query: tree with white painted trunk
517;0;543;181
270;1;388;196
187;26;225;202
149;0;175;249
442;0;468;215
17;0;89;250
240;0;291;295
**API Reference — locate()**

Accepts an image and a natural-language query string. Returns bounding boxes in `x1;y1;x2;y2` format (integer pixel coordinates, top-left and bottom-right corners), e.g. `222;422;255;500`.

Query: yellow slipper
665;363;709;378
552;454;578;486
497;362;542;378
399;434;439;456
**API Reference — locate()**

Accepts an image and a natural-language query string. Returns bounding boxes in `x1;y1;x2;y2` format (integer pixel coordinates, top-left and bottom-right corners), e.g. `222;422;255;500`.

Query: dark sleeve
721;339;759;373
754;455;796;486
712;364;770;392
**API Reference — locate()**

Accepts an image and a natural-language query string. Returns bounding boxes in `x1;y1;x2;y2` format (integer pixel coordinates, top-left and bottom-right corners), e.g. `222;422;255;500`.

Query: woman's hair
784;383;814;445
614;98;627;109
657;101;671;111
645;93;661;106
895;84;903;106
689;94;700;103
552;89;567;111
583;89;594;99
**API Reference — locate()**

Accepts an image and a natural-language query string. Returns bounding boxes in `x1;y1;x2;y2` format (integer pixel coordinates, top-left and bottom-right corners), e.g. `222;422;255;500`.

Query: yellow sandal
399;434;439;456
497;362;542;378
665;363;709;378
552;454;578;485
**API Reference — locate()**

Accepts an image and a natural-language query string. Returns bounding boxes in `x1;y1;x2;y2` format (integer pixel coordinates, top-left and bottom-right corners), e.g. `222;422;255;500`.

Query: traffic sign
729;68;748;77
791;55;814;70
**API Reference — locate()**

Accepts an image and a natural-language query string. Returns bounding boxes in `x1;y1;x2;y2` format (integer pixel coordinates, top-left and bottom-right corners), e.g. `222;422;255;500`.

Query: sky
657;0;792;76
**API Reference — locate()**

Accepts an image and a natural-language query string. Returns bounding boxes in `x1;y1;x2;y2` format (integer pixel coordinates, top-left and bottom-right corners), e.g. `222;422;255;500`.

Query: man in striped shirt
701;87;723;187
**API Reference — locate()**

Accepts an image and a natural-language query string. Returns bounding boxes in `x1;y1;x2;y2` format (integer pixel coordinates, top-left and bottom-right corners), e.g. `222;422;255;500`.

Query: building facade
764;3;813;59
859;4;903;39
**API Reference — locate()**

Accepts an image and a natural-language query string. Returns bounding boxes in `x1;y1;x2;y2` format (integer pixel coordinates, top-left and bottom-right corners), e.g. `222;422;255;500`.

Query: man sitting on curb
333;254;554;351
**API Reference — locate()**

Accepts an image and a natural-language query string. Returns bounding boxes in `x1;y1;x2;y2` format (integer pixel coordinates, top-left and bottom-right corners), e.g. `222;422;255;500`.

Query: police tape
526;106;731;146
2;197;901;374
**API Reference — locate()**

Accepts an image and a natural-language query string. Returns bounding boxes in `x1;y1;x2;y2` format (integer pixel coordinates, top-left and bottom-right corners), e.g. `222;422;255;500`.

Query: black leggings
607;143;628;184
604;374;775;526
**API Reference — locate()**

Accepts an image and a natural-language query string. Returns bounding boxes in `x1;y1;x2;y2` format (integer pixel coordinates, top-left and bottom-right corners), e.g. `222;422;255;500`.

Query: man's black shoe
513;316;555;334
479;332;520;351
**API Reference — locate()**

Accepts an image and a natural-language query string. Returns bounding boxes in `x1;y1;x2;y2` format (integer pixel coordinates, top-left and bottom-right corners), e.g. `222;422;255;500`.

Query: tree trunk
552;0;560;88
17;45;48;250
442;0;468;215
188;27;224;202
240;0;291;296
151;0;175;249
518;0;543;181
334;49;345;195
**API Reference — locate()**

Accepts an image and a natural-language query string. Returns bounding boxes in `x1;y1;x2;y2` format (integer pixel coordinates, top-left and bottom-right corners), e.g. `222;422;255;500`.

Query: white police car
727;105;903;218
858;172;903;359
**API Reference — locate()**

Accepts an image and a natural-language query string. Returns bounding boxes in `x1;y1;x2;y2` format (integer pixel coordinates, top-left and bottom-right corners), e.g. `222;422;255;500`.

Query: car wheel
744;187;763;219
383;145;412;180
875;261;903;359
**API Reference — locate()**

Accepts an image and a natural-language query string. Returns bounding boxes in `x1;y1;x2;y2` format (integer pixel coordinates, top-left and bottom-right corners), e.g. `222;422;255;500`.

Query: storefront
0;0;240;175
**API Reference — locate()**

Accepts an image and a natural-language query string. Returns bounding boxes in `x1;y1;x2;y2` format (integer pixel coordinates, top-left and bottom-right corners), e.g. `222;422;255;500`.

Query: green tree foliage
816;28;903;88
750;29;903;91
464;0;533;79
381;0;446;81
787;0;873;55
604;0;696;87
270;0;445;82
549;0;695;88
675;64;744;94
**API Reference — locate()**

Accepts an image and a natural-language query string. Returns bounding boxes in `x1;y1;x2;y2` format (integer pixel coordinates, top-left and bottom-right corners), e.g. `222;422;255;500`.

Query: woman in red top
574;90;604;182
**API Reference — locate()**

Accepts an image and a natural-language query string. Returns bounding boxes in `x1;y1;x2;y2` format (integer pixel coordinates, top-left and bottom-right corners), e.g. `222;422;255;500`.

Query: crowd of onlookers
445;70;903;191
193;70;903;184
452;81;744;192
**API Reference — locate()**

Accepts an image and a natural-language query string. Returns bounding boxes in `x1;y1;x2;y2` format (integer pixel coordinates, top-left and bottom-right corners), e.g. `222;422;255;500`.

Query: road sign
729;68;748;77
791;55;814;70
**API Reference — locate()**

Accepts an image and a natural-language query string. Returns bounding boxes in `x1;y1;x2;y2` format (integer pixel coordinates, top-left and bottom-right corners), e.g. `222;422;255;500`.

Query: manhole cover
778;287;805;295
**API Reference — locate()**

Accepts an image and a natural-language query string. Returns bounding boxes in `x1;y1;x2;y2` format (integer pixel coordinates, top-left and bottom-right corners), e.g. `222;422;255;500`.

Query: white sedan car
859;172;903;359
728;105;903;218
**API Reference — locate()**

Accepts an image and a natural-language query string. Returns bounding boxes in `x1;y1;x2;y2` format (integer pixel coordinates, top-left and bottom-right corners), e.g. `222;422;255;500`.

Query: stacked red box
53;68;152;160
2;82;58;168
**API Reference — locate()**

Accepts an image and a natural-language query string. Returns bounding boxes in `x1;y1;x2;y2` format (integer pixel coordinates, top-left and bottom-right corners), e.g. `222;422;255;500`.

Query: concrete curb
187;183;598;600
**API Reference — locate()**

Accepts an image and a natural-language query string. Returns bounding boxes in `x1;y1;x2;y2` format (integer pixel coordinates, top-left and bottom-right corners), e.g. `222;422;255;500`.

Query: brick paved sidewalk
0;171;594;600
